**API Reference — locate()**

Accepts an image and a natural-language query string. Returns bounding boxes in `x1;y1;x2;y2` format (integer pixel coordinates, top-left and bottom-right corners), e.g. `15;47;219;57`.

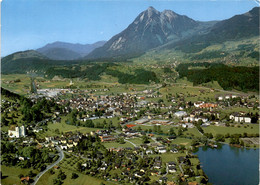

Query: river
194;144;259;185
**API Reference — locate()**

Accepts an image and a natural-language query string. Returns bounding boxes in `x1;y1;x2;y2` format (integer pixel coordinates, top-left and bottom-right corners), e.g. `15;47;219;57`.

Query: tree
57;170;66;180
142;135;150;144
215;134;225;142
153;125;158;133
169;128;176;136
76;162;82;172
27;170;35;177
53;179;62;185
161;167;166;175
71;173;79;179
178;127;183;136
49;169;55;175
240;140;245;147
1;116;8;126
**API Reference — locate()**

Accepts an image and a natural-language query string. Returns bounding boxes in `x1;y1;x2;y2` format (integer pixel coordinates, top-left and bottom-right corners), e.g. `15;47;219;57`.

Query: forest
176;63;259;92
45;63;112;80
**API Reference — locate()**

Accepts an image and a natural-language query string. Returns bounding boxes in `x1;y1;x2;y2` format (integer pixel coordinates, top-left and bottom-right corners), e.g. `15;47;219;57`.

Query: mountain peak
162;9;177;16
146;6;160;17
147;6;156;11
87;7;200;59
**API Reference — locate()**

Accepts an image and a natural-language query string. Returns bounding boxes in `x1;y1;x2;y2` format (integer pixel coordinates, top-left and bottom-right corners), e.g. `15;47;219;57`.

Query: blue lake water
194;145;259;185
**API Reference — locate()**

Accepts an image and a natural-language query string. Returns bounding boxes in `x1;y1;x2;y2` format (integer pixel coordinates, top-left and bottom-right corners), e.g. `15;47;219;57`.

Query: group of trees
53;170;67;185
106;69;159;84
1;142;54;171
2;87;64;127
66;110;114;129
45;63;112;81
176;63;259;92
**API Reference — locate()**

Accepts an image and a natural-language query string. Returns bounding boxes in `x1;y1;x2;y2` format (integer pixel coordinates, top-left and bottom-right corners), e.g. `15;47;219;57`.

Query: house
199;103;217;109
150;169;159;176
157;146;167;154
60;145;67;150
230;112;252;123
146;149;153;155
168;161;176;167
168;166;177;173
52;140;60;145
67;143;74;148
60;138;67;144
53;166;60;170
100;166;107;171
21;176;30;184
18;156;25;160
194;102;204;108
170;148;178;153
218;96;224;101
99;135;116;142
73;140;78;146
174;111;187;118
153;162;162;169
8;126;26;138
201;123;210;127
134;172;143;178
159;177;168;183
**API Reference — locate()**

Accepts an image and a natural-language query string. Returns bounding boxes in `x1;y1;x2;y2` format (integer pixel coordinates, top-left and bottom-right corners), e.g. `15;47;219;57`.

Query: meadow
1;165;38;185
203;124;259;136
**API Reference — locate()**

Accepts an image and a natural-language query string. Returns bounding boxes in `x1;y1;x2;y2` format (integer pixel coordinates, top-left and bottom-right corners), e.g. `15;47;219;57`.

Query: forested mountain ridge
37;41;106;60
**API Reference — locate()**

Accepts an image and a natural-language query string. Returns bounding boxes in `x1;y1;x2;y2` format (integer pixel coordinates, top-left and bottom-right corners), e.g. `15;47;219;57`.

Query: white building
230;113;251;123
8;126;26;138
174;111;187;118
194;101;204;108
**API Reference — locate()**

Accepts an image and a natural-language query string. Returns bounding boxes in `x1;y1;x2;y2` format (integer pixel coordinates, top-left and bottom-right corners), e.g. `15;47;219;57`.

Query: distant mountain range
37;41;106;60
2;6;259;74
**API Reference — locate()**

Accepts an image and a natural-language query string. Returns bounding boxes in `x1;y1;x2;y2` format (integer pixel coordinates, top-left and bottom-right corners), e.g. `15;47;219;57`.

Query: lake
194;145;259;185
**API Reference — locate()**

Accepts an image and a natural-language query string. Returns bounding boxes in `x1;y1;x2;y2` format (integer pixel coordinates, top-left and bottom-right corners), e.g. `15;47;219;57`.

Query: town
1;80;259;185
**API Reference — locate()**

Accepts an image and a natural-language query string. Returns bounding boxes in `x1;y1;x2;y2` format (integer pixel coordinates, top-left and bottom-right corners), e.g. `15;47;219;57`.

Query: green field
203;124;259;136
36;153;115;185
1;165;38;185
171;138;193;147
183;128;202;138
1;74;31;95
37;117;100;138
37;167;113;185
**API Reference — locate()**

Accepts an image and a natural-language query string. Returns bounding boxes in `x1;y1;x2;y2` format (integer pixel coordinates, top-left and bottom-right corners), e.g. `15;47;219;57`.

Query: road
124;139;137;147
114;130;137;147
151;137;159;143
32;146;64;185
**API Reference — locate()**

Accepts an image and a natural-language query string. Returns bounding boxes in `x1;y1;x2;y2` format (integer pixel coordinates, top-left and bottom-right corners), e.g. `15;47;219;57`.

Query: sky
1;0;258;56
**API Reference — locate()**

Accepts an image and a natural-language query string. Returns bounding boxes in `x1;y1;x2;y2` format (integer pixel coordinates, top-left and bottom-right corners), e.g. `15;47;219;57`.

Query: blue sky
1;0;258;56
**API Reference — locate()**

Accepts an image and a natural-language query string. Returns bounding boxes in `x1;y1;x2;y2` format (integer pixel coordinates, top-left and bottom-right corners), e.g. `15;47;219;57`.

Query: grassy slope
203;124;259;136
36;167;113;185
1;165;38;185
